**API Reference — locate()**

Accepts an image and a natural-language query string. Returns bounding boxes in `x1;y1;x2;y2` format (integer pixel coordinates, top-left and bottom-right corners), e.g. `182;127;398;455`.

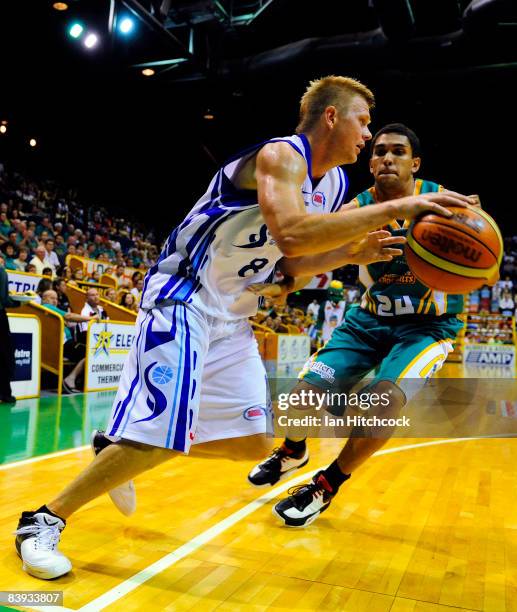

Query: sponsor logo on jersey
378;271;416;285
309;361;335;383
151;364;174;384
312;191;326;207
243;405;267;421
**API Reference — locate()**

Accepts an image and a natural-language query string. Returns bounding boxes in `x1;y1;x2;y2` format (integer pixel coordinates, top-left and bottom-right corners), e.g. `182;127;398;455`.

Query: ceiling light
29;139;37;147
84;33;99;49
142;68;155;76
53;2;69;10
69;23;84;38
0;126;6;134
119;17;135;34
203;110;215;120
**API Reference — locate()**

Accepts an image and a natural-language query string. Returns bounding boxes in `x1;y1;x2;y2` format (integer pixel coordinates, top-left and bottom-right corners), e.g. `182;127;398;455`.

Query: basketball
406;206;503;293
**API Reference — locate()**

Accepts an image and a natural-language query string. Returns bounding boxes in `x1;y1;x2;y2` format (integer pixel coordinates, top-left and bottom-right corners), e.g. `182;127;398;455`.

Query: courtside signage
276;335;311;377
7;270;44;293
85;320;136;391
464;343;515;367
7;314;41;399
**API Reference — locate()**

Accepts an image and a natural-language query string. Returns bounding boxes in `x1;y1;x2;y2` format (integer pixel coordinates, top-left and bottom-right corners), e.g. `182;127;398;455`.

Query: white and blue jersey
106;134;349;452
141;133;349;320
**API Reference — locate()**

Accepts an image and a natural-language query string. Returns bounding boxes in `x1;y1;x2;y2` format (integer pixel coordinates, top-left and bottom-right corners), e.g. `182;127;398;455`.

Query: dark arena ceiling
1;0;517;232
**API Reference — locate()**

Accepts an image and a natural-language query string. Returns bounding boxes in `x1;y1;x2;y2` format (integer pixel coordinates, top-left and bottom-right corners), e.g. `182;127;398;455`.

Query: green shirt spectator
0;213;11;237
41;303;73;341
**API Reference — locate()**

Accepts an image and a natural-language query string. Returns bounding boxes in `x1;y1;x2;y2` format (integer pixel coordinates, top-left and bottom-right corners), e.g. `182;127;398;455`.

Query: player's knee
365;380;406;416
281;381;327;411
118;439;175;466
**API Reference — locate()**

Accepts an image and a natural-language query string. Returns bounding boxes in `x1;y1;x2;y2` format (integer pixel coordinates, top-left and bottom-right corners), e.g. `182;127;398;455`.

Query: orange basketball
406;206;503;294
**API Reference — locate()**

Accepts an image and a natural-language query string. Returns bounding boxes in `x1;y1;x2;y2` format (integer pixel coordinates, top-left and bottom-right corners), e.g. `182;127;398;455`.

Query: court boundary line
0;446;90;471
35;435;510;612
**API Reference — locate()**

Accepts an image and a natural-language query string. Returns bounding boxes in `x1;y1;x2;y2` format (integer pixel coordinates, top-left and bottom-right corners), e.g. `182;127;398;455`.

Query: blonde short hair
296;75;375;133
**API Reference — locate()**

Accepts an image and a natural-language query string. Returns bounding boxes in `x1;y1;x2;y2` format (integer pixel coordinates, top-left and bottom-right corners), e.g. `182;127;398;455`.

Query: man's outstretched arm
256;142;476;258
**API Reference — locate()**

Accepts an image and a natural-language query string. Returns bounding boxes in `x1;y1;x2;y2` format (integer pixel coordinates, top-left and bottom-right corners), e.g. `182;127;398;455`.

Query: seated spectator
26;263;37;274
86;270;101;284
0;212;11;237
44;238;60;273
130;278;144;304
498;275;514;293
104;287;117;302
1;243;18;270
42;267;53;278
40;289;99;393
71;268;84;282
61;265;72;281
78;288;107;337
114;264;129;288
119;291;138;312
29;245;50;275
53;278;71;312
306;299;319;319
54;234;67;262
13;246;29;271
499;290;515;316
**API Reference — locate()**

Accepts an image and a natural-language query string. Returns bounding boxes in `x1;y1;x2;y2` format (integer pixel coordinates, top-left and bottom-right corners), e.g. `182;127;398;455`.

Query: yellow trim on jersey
406;233;499;279
299;344;326;379
417;288;432;314
396;338;454;382
419;354;446;378
415;179;423;195
349;197;360;208
424;293;435;315
363;290;373;313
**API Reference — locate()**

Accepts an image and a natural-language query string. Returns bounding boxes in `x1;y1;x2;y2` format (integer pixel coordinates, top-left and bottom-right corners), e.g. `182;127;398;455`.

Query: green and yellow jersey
349;178;464;317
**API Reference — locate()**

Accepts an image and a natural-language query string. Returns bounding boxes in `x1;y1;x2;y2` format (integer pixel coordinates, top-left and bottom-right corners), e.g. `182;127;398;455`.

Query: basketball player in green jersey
248;123;486;527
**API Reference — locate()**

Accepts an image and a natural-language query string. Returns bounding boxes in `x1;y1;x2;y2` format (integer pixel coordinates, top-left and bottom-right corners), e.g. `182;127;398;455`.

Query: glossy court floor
1;363;516;612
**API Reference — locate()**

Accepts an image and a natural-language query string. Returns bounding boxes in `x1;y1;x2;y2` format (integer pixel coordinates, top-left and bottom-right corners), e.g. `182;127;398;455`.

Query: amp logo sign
464;345;515;367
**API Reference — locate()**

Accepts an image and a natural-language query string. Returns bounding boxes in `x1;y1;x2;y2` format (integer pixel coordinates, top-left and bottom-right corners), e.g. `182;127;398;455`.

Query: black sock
322;460;351;492
35;505;66;523
283;437;306;455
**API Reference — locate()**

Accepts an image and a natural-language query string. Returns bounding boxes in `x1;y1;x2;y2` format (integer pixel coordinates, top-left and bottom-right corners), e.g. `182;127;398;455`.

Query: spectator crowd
0;162;516;396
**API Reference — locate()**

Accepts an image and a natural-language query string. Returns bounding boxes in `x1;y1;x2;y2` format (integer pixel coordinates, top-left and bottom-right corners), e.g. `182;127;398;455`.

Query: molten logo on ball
421;230;482;262
451;213;484;234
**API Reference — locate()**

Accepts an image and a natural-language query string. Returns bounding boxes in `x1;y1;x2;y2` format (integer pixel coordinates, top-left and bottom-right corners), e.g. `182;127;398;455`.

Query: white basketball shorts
106;301;270;453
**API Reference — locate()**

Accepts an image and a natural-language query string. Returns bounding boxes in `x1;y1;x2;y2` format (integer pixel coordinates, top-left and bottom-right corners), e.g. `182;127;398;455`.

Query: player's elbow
276;232;307;258
277;239;300;257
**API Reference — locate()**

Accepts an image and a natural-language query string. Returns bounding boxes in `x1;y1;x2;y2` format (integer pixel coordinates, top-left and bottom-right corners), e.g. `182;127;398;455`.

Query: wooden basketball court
1;363;516;611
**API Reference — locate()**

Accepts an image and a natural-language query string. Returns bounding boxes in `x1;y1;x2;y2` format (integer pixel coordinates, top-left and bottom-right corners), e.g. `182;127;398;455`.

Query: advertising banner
85;320;136;391
463;343;515;367
7;314;41;399
7;270;44;294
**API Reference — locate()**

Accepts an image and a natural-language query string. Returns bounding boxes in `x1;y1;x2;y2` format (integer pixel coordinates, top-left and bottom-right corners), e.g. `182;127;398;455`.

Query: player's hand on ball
467;194;482;208
393;190;478;220
344;230;406;264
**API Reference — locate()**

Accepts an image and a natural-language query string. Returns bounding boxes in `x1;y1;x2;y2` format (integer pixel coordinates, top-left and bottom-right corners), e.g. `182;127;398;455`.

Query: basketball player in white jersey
14;76;475;579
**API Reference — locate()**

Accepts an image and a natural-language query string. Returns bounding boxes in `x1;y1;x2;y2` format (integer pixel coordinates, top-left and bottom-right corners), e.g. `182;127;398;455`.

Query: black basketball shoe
248;445;309;487
273;471;334;527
